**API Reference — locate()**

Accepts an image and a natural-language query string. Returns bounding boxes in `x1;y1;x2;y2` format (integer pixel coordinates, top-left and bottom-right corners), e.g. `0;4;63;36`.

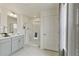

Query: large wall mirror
7;11;17;34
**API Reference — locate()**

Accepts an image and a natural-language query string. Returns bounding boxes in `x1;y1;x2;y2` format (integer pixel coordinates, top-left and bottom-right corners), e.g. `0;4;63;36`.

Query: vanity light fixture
8;11;17;18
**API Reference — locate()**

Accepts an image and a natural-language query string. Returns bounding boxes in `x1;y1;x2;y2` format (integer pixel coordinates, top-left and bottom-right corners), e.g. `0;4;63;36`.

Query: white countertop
0;34;24;40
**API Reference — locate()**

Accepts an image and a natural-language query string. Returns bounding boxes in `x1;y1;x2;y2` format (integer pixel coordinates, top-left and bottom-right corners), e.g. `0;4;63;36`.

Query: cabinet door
12;37;19;53
18;35;24;49
0;39;11;56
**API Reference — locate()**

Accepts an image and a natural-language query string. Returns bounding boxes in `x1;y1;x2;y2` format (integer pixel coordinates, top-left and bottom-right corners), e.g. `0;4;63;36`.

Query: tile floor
11;44;59;56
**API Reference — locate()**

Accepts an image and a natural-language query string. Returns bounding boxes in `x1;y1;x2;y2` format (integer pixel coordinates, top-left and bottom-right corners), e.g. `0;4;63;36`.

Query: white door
41;15;59;51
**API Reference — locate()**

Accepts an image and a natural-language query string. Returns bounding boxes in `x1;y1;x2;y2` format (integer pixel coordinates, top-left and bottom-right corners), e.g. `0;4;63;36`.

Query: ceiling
0;3;59;17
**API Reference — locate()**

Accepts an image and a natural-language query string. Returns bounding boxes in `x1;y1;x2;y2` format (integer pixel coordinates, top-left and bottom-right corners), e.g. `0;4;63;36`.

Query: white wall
17;14;24;34
67;4;77;56
0;7;24;34
75;6;79;56
0;7;9;33
0;8;8;26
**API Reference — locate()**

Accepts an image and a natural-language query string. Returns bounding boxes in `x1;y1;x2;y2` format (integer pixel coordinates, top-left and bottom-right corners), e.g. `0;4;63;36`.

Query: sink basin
0;33;9;37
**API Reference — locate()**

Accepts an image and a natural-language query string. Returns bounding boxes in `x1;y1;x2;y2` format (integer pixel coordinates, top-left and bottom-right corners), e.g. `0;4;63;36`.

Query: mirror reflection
7;12;17;34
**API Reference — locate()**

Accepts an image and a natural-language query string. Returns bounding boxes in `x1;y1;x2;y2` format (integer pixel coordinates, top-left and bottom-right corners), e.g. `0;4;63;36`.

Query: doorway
22;3;60;56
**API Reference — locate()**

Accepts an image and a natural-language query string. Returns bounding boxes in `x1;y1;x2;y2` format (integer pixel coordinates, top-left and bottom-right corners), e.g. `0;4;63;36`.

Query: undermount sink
0;33;9;37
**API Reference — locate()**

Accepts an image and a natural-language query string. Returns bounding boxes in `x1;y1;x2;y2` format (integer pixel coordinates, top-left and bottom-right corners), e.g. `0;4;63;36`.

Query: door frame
59;3;69;56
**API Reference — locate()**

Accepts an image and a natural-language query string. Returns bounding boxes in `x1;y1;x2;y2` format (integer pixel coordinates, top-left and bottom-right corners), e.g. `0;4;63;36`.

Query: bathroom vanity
0;34;24;56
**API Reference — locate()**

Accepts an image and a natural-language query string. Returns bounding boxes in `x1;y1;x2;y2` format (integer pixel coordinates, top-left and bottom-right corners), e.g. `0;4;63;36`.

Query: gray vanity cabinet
11;35;24;53
11;36;19;53
0;38;11;56
0;35;24;56
18;35;24;49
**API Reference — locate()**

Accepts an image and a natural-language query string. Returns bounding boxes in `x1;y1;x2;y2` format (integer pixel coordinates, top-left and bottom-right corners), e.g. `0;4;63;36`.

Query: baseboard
43;49;59;53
